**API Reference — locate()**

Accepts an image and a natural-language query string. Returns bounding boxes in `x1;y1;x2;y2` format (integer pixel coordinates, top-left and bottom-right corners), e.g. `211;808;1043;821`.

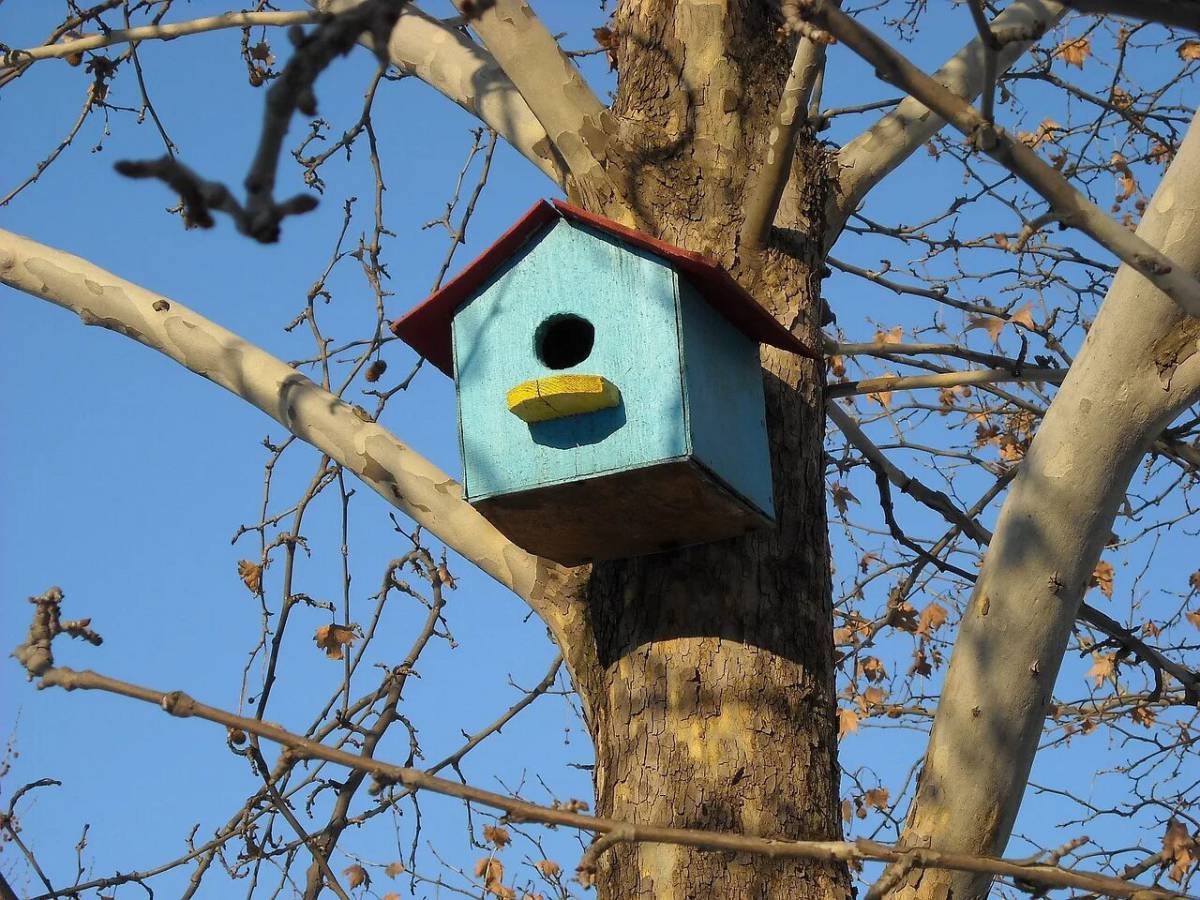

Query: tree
2;1;1199;898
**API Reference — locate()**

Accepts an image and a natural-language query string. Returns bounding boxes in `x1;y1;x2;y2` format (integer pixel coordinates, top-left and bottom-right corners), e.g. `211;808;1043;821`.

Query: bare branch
741;16;835;250
803;0;1200;318
318;1;568;186
829;0;1065;242
19;633;1185;900
0;11;319;67
0;227;550;603
827;367;1065;398
1057;0;1200;31
449;0;633;219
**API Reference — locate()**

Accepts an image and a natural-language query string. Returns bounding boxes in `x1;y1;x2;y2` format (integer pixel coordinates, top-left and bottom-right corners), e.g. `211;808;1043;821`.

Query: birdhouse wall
452;218;689;501
677;280;776;519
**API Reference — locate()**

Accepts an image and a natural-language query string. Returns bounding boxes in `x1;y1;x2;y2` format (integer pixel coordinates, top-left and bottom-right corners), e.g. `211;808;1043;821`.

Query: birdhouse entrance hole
536;314;594;369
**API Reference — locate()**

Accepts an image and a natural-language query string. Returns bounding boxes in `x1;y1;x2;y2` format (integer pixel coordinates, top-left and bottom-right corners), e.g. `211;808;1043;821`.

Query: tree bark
558;3;849;896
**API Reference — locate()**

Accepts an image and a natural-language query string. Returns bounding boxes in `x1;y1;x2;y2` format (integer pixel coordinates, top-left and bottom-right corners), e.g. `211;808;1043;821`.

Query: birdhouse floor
471;457;771;565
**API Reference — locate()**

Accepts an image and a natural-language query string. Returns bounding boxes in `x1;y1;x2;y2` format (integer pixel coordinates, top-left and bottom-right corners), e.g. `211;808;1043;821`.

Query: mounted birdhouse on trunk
391;199;815;565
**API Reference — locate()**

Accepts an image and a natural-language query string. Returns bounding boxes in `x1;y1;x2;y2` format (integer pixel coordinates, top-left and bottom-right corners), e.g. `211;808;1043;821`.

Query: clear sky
2;2;1196;897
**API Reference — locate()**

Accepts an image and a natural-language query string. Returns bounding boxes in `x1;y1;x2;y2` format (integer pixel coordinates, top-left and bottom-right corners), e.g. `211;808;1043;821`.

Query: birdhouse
391;200;815;565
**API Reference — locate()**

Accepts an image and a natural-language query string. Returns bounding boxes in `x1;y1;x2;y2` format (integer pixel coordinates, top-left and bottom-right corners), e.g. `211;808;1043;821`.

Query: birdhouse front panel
453;218;690;502
391;199;820;565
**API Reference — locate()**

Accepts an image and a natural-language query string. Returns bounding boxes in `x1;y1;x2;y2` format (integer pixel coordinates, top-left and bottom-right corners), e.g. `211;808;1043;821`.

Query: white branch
0;228;544;602
450;0;633;219
826;367;1064;398
0;11;319;66
890;111;1200;900
317;1;568;187
830;0;1065;240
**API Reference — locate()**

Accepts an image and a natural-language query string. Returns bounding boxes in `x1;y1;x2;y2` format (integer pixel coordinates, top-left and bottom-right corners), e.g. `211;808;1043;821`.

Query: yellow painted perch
506;374;621;423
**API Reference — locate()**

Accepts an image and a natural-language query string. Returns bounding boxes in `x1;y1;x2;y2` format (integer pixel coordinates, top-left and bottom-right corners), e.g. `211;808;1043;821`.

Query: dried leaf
841;798;853;824
385;862;406;878
1056;36;1091;68
534;859;561;878
343;864;369;889
483;825;511;848
1186;610;1200;631
1111;152;1137;203
864;787;890;811
314;623;358;660
238;560;263;595
966;314;1006;345
365;359;387;383
831;483;859;515
383;894;401;900
837;707;860;739
910;648;933;677
874;325;903;345
436;563;457;590
917;603;949;637
593;25;619;71
1179;40;1200;61
1163;819;1198;884
1008;303;1035;330
859;656;886;683
1090;561;1115;599
1190;571;1200;591
829;354;846;377
1085;652;1115;688
864;686;887;706
1130;705;1156;728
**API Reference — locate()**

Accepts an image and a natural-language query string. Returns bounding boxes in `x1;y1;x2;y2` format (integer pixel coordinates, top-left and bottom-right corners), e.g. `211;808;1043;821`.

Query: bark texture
549;3;849;896
892;112;1200;900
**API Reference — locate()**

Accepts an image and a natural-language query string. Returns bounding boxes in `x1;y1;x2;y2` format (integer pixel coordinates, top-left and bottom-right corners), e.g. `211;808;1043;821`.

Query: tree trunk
561;4;849;896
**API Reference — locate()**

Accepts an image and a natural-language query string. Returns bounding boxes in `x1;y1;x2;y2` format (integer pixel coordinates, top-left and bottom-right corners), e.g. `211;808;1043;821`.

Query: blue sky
2;2;1197;897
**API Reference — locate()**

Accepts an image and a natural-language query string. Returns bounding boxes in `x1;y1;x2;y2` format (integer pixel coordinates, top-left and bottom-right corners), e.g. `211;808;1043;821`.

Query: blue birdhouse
391;200;816;565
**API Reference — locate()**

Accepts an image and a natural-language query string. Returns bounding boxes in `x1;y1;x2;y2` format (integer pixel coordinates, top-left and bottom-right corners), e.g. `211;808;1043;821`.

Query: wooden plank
677;277;776;518
506;374;621;423
454;218;687;500
472;457;771;565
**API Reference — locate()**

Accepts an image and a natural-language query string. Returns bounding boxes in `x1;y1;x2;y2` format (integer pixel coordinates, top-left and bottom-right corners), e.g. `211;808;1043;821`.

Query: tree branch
1056;0;1200;30
887;110;1200;900
741;15;835;250
827;367;1065;398
317;1;568;187
0;227;553;604
448;0;633;219
0;11;320;67
18;642;1184;900
828;0;1065;243
803;0;1200;319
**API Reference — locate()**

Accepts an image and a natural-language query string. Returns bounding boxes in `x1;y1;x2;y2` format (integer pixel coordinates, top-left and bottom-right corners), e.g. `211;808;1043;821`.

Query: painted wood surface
678;279;776;518
506;374;621;423
453;218;688;500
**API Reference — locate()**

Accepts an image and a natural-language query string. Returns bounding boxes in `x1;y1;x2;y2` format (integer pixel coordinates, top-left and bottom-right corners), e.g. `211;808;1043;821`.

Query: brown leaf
864;787;890;811
1111;152;1137;203
365;359;388;383
593;25;619;70
1085;652;1115;688
841;798;853;824
238;560;262;595
874;325;903;345
343;864;369;889
837;707;860;739
1008;303;1036;330
250;41;275;64
435;563;457;590
475;857;503;885
1056;36;1091;68
831;482;859;515
858;656;887;683
1179;40;1200;60
1163;819;1198;884
863;686;887;706
909;648;933;677
917;603;948;638
483;825;511;848
385;861;406;878
534;859;561;878
829;354;846;377
383;894;401;900
1130;705;1156;728
1090;561;1115;599
1186;610;1200;631
1189;571;1200;591
966;314;1006;345
314;623;358;660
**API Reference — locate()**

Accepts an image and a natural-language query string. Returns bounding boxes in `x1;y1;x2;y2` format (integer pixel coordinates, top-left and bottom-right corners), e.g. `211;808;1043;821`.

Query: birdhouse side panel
453;219;690;501
677;277;776;519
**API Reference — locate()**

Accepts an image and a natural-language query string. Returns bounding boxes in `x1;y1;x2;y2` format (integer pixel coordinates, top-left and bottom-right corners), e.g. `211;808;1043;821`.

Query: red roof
390;199;819;376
